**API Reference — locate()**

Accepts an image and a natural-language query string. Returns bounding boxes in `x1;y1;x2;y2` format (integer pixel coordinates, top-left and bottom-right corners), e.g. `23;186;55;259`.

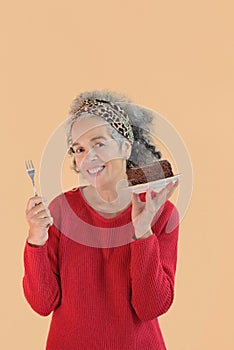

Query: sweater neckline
77;186;132;224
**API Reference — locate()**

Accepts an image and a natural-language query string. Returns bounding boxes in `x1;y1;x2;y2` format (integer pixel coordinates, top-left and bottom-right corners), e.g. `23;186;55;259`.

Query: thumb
131;192;141;206
145;189;157;215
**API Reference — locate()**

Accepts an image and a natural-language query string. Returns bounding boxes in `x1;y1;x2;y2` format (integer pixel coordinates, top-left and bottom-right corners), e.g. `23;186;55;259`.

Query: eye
94;142;105;148
74;146;85;154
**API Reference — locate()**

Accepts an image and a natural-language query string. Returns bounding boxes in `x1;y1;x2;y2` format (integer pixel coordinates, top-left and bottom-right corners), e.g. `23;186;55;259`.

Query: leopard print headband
73;98;134;144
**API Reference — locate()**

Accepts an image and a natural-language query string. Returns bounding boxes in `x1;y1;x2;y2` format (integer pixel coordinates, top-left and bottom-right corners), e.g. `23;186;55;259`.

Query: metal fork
25;160;38;196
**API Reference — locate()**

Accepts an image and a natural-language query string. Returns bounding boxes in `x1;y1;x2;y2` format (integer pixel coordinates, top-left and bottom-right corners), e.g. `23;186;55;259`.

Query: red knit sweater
23;187;179;350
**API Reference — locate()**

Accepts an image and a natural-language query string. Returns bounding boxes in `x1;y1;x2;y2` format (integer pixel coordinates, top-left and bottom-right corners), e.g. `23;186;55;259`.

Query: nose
85;146;99;162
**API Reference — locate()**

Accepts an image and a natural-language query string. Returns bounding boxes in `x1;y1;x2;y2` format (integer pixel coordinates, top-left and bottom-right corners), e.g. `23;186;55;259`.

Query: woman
23;90;180;349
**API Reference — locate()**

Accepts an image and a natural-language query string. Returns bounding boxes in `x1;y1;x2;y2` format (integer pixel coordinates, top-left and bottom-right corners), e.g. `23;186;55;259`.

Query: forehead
71;116;111;143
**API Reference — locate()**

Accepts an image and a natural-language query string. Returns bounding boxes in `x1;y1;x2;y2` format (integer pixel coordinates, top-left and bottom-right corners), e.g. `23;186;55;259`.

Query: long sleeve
22;223;62;316
21;189;178;349
130;201;179;321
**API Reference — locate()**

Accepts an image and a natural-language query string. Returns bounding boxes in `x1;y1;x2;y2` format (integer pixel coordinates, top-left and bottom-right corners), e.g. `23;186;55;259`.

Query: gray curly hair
66;89;162;170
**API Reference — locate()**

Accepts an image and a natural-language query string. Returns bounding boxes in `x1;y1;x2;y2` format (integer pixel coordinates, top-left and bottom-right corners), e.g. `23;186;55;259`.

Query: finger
47;215;54;226
39;215;53;225
146;182;173;210
131;192;142;202
26;205;51;224
157;181;175;197
145;188;153;204
131;193;145;209
164;180;179;198
174;179;179;187
145;189;158;214
150;190;157;199
34;216;53;229
33;208;51;220
131;193;145;219
29;211;53;228
144;181;179;215
26;203;48;217
29;202;48;216
156;181;178;203
26;196;46;212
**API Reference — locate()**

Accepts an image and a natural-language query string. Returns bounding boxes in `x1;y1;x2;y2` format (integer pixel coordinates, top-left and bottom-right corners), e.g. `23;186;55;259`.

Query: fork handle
33;185;38;196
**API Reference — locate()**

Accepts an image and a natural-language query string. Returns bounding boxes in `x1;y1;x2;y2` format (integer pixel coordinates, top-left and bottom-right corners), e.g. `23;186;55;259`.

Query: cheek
73;155;86;169
108;158;126;172
102;147;125;163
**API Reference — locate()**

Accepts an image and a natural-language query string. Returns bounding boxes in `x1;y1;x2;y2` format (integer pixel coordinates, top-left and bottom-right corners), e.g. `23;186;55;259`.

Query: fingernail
150;190;157;199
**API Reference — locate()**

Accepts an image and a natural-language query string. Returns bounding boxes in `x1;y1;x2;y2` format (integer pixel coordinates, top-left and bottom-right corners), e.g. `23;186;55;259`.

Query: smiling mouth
87;166;105;176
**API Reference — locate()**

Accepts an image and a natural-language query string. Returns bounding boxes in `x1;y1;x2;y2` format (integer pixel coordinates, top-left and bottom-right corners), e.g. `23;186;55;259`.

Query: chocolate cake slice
126;160;174;186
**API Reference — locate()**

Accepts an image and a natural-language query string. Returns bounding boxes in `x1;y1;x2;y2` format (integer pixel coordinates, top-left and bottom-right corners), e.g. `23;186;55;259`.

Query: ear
121;140;132;159
72;158;80;173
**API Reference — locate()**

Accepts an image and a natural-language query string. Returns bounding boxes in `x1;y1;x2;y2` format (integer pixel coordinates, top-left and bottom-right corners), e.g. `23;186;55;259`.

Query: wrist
27;229;48;247
27;236;47;247
27;236;48;247
133;228;153;240
27;241;47;248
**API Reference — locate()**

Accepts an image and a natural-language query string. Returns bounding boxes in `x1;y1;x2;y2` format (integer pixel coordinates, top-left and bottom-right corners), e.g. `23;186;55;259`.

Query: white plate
127;174;183;193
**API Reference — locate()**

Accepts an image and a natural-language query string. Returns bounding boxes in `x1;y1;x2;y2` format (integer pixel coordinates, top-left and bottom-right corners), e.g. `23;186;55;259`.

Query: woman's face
71;117;131;190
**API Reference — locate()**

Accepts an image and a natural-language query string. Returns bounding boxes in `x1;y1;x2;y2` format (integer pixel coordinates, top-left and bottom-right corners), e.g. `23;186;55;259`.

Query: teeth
88;166;104;174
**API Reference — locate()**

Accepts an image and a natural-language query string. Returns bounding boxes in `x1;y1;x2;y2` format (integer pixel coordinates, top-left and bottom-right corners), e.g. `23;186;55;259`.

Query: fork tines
25;160;34;170
25;159;38;196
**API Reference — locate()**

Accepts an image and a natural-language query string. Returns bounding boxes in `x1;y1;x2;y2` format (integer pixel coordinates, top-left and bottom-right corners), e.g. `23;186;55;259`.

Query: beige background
1;0;233;349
